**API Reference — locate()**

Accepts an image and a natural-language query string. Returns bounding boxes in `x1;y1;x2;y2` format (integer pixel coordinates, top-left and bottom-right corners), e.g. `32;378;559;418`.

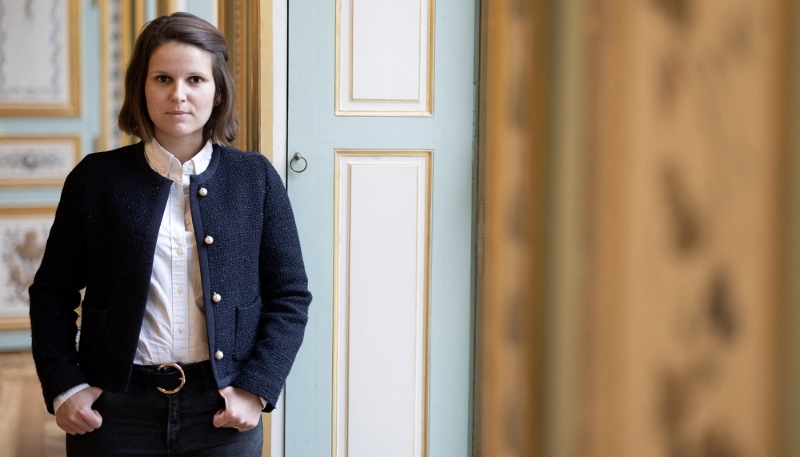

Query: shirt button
185;219;191;227
215;350;224;360
177;248;184;255
198;187;208;196
160;166;166;173
212;293;221;303
178;327;184;334
205;236;214;245
177;287;184;294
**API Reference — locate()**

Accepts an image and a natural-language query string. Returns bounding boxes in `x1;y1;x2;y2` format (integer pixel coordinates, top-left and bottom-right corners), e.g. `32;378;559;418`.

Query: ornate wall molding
0;135;81;187
0;0;80;116
0;207;56;331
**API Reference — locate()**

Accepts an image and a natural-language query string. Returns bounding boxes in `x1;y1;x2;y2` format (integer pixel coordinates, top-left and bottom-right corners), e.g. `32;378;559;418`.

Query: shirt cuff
53;383;91;413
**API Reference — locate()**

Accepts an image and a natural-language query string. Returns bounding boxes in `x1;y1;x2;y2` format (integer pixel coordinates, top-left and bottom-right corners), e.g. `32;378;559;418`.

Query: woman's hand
213;386;263;432
55;386;103;435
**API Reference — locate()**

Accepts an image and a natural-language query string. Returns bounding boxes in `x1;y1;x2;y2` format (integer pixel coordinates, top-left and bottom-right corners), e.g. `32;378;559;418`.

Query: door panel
333;151;431;457
286;0;477;455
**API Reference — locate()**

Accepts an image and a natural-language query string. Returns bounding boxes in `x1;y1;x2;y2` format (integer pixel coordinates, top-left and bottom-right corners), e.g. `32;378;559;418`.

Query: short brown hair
117;12;238;145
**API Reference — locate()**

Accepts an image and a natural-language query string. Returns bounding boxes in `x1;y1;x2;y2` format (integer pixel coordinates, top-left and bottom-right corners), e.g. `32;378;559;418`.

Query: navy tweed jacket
29;142;311;414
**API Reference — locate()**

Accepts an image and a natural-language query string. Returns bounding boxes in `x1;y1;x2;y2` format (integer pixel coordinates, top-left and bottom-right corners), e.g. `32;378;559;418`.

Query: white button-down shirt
135;139;211;365
54;140;212;411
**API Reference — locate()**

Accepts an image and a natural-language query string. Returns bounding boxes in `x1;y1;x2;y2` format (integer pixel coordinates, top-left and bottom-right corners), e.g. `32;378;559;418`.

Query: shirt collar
144;139;213;177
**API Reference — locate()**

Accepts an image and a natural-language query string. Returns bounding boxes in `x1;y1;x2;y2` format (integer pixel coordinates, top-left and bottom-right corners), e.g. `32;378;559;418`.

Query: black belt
130;361;212;394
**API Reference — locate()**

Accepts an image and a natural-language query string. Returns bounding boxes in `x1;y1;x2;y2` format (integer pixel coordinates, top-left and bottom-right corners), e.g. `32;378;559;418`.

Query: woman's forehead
148;42;214;72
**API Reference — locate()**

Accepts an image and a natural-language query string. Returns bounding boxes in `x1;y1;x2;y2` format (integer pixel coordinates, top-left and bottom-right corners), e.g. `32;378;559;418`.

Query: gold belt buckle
156;362;185;394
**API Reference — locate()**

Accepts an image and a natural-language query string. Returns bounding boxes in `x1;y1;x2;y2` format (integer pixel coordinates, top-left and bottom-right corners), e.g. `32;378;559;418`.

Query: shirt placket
170;159;191;362
183;159;206;361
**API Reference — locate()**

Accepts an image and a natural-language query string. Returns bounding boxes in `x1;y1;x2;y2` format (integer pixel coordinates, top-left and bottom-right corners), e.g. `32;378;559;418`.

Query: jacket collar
193;144;222;184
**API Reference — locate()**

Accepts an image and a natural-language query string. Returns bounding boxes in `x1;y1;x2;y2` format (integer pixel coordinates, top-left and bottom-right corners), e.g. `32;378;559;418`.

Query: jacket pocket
78;304;109;359
233;296;262;361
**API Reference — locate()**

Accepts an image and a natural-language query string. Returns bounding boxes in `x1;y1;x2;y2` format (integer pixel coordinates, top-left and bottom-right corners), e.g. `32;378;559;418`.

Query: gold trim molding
218;0;261;152
113;0;148;147
156;0;179;17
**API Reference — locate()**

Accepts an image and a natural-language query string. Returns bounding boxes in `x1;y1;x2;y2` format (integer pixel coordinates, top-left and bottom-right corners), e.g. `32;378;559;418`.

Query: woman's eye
189;76;203;84
156;75;170;83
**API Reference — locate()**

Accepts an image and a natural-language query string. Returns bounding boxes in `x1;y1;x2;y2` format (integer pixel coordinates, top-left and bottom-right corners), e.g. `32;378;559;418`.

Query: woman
29;12;311;456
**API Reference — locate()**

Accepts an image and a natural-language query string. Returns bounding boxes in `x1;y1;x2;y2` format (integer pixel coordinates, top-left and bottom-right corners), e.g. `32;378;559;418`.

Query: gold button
198;187;208;196
205;236;214;245
215;350;224;360
212;293;221;303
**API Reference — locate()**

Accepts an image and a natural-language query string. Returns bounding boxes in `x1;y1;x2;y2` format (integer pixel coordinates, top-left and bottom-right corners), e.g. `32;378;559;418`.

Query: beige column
476;0;551;456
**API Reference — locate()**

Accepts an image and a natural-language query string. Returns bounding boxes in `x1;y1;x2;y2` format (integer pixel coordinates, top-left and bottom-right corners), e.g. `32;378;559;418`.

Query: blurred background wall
477;0;796;456
576;0;783;455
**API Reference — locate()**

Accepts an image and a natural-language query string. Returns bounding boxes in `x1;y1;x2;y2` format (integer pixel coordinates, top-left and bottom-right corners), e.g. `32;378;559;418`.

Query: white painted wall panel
351;0;420;100
349;164;418;455
335;152;430;457
337;0;433;116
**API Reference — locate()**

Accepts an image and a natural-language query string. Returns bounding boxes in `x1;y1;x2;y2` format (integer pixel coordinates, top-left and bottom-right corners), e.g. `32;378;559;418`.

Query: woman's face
145;41;216;149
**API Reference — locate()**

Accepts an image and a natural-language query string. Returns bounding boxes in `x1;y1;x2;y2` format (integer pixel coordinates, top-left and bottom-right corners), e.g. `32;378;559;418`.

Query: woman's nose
170;82;186;102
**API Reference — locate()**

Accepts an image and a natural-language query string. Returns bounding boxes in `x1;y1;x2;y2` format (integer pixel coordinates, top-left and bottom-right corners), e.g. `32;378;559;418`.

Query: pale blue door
285;0;477;455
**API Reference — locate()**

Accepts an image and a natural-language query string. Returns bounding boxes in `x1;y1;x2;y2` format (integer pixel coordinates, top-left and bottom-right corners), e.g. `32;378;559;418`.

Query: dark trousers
65;380;263;456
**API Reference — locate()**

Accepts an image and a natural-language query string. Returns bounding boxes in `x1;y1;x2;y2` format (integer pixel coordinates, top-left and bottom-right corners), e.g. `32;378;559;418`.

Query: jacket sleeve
29;164;90;414
230;156;312;411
